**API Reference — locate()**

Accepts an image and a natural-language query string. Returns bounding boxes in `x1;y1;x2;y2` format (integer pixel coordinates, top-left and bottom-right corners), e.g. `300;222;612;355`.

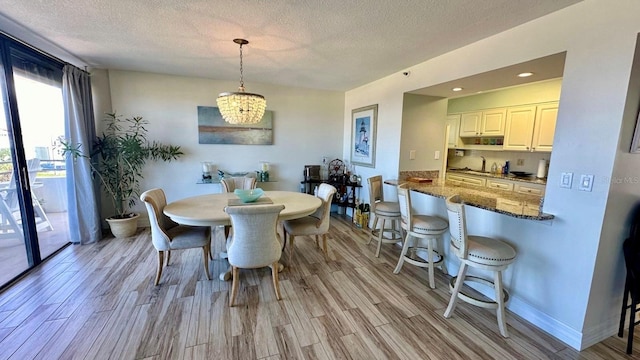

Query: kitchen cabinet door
446;114;462;148
481;108;507;136
459;111;482;137
503;105;536;151
532;102;558;152
446;173;486;187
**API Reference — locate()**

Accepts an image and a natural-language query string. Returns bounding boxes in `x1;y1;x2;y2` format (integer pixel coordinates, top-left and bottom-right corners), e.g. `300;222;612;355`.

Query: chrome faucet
481;156;486;172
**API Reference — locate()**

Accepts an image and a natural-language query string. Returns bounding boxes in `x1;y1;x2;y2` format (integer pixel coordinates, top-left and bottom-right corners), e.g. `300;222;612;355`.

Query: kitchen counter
447;168;547;185
385;179;554;221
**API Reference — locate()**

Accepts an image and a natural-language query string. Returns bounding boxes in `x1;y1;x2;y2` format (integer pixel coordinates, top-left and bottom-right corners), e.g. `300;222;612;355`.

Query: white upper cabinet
459;111;482;137
503;102;558;152
481;108;507;136
503;106;536;150
459;108;506;137
532;103;558;152
446;114;462;148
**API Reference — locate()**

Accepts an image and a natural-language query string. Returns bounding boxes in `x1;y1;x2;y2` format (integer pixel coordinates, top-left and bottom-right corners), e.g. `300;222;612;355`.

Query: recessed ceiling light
518;72;534;77
452;87;463;92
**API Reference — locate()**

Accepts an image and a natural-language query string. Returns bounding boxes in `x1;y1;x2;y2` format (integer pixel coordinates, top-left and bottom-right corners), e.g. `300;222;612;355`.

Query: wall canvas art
350;104;377;167
198;106;273;145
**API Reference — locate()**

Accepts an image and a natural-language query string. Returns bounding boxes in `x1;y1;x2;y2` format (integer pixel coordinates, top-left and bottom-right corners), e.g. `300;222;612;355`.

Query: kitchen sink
449;168;489;175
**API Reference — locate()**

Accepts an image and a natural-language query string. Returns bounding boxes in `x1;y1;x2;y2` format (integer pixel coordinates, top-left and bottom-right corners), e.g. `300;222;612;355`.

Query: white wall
95;70;344;224
399;95;448;171
345;0;640;350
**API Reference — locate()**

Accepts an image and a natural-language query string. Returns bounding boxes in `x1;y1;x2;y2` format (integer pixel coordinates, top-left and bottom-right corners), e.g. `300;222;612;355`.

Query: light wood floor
0;214;636;359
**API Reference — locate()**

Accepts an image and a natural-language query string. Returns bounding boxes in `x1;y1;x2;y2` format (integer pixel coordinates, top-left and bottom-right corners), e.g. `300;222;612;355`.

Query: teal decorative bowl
234;188;264;203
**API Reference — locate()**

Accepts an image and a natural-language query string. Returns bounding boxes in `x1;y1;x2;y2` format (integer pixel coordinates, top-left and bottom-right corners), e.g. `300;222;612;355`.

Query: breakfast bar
385;178;554;221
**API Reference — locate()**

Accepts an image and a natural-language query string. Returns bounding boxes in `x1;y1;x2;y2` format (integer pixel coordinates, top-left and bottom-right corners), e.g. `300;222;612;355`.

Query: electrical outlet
579;174;594;192
517;159;524;166
409;150;416;160
434;150;440;160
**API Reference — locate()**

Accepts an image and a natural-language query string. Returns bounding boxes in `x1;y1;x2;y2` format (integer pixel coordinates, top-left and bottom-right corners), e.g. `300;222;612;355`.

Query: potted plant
61;112;183;238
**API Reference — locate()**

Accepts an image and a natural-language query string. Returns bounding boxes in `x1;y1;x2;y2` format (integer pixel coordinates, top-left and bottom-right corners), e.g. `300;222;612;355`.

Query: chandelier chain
239;43;244;90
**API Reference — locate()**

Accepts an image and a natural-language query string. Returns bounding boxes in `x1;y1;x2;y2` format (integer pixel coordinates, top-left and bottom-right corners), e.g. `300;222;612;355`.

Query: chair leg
368;215;379;245
437;235;448;275
289;235;296;264
315;235;319;248
375;218;386;257
229;266;239;307
628;293;638;354
427;236;435;289
202;245;211;280
393;233;412;274
619;281;630;337
322;234;328;261
154;250;164;286
166;250;171;265
272;261;282;300
209;229;214;260
494;270;509;337
444;262;468;318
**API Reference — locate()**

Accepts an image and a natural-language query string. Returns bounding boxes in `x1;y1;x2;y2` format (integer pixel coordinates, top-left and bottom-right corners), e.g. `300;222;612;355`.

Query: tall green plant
61;112;183;219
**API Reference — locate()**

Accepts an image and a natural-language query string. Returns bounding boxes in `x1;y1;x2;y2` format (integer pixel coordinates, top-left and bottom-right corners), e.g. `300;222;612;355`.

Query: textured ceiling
0;0;580;91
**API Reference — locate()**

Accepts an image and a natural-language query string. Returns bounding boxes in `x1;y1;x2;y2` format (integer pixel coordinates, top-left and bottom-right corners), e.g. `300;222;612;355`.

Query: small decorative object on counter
355;203;370;228
503;160;510;175
491;162;498;174
537;159;547;178
202;162;213;182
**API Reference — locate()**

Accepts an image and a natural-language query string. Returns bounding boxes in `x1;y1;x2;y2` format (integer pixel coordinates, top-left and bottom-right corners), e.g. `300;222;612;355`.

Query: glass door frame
0;34;66;273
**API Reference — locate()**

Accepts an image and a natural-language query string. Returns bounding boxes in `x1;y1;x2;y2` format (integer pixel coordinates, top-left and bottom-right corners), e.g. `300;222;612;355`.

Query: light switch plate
434;150;440;160
560;172;573;188
579;174;594;192
409;150;416;160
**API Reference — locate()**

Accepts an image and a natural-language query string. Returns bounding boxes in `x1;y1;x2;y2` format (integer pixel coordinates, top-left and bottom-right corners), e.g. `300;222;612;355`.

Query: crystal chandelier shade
216;39;267;125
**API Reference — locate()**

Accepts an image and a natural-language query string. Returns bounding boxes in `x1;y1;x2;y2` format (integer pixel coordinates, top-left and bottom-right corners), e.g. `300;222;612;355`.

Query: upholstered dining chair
367;175;403;257
283;183;337;263
141;188;211;286
224;204;285;307
221;176;257;193
394;184;448;289
220;176;258;246
444;194;517;337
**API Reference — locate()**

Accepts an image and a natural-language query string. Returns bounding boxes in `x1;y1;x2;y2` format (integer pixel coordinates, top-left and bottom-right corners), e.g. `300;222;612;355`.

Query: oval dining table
163;190;322;280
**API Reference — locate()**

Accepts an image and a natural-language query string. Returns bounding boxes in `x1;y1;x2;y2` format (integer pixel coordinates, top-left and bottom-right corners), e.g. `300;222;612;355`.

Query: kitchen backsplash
446;149;549;175
398;170;440;181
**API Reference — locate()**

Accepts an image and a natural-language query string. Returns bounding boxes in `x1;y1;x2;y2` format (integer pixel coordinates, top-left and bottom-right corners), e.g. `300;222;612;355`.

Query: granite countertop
447;168;547;185
385;179;554;221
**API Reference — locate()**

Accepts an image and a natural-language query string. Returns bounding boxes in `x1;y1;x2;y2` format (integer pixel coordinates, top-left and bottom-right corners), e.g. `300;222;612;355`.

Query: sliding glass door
0;35;70;288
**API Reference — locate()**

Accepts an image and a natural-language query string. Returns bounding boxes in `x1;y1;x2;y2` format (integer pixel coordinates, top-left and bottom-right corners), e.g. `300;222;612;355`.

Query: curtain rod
0;30;89;74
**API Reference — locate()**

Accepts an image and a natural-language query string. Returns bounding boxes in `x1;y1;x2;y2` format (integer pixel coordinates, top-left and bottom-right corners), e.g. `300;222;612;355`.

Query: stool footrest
371;229;403;243
449;275;509;309
403;247;444;268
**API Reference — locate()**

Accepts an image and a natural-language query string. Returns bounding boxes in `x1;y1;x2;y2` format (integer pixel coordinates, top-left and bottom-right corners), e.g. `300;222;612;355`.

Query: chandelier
216;39;266;125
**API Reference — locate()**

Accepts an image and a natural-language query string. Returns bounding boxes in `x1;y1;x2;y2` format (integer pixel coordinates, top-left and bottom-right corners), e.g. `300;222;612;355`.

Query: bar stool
444;195;517;337
367;175;402;257
393;184;448;288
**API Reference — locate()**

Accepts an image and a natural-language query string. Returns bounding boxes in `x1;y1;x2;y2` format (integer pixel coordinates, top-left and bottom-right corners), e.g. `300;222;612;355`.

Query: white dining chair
141;188;212;285
224;203;285;306
283;183;337;263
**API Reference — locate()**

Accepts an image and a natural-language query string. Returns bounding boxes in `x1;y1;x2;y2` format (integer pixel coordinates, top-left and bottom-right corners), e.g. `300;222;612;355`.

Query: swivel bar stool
367;175;402;257
394;184;448;289
444;195;517;337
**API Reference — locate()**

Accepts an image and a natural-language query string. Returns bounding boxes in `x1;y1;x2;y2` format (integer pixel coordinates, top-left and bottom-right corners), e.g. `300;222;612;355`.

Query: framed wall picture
351;104;377;167
197;106;273;145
